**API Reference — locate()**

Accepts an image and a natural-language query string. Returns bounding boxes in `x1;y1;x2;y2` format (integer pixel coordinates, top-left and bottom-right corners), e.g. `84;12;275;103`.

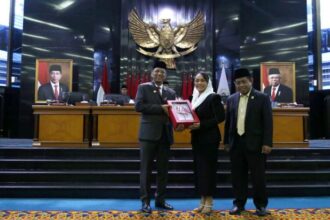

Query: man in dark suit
38;64;69;101
224;68;273;216
120;84;132;104
135;60;176;213
264;68;293;103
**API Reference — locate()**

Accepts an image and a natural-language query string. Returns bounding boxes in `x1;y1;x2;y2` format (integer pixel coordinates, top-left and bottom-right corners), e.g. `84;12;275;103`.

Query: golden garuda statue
128;8;204;69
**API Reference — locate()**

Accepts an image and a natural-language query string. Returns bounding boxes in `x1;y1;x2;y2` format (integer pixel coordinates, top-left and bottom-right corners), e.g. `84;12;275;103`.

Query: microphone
62;92;71;105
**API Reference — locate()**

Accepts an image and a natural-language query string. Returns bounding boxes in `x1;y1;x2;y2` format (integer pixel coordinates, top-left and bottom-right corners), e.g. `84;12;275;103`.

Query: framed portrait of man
35;59;73;103
167;100;200;128
260;62;296;103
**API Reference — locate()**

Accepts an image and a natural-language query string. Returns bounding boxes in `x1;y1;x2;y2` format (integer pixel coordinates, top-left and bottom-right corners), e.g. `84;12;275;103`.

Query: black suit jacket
191;93;225;145
38;82;69;101
224;89;273;152
135;82;176;144
264;84;293;103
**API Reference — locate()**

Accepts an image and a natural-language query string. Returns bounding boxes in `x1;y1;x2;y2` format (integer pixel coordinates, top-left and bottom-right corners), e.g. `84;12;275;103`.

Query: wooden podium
32;105;309;148
32;105;91;147
91;106;309;148
91;105;140;147
91;105;202;148
272;107;309;147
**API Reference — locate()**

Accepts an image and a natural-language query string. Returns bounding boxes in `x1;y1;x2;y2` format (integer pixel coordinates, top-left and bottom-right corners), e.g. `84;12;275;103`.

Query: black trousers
192;143;218;196
230;134;268;209
140;139;170;204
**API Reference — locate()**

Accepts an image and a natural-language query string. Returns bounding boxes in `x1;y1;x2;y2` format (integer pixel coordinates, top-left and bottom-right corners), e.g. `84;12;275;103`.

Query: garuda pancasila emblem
128;9;205;69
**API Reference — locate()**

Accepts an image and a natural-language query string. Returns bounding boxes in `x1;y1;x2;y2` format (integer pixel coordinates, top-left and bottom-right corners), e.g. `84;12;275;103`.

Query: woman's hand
175;124;185;132
188;123;200;130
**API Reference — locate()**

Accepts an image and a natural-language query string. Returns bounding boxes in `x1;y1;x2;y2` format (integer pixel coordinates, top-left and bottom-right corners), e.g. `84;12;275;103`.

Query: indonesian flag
262;65;269;89
126;73;132;98
96;62;110;105
131;73;136;98
187;74;193;99
38;61;49;88
141;72;148;83
135;73;141;97
181;74;187;99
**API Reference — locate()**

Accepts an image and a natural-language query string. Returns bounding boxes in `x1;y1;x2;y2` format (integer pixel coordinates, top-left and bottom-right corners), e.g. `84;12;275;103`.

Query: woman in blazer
188;72;225;213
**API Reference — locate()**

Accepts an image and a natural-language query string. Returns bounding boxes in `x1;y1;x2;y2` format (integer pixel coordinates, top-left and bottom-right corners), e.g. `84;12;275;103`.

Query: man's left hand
188;123;200;130
175;124;185;132
262;145;272;154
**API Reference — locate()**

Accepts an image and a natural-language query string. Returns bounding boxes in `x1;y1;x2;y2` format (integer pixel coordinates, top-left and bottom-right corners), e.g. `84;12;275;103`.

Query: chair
64;92;89;105
103;94;129;106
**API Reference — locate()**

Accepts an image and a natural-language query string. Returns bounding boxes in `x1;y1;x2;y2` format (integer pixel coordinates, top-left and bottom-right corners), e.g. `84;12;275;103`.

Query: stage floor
1;197;330;211
0;138;329;148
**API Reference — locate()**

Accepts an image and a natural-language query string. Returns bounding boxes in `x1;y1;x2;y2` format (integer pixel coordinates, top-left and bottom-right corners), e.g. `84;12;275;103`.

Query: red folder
167;100;199;128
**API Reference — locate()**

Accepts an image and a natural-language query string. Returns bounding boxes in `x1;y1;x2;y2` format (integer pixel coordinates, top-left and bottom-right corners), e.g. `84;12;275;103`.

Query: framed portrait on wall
260;62;296;103
34;59;73;103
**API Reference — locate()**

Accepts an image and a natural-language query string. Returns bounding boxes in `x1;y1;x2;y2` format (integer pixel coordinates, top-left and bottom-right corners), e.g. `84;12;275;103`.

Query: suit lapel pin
153;90;157;93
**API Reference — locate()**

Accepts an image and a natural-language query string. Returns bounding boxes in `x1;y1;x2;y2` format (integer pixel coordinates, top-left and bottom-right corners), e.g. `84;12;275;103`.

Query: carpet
1;209;330;220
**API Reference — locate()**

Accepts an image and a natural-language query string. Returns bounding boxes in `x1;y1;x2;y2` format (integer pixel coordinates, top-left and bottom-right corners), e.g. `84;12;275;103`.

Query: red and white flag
181;74;187;99
262;65;269;89
38;61;49;88
187;74;193;99
126;73;132;98
96;62;110;105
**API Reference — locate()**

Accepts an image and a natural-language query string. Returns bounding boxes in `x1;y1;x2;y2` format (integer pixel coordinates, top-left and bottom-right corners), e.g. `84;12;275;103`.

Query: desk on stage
32;105;309;148
272;107;309;147
91;106;140;147
32;105;91;147
90;105;196;148
91;106;309;148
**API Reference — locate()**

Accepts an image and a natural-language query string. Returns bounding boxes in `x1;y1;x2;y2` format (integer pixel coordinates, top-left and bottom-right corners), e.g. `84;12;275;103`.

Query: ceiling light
259;22;306;34
23;33;50;40
56;0;75;10
24;16;70;30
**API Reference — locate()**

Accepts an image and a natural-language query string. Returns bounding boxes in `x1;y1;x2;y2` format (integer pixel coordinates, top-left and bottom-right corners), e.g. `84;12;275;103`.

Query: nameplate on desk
92;141;100;147
49;102;66;106
100;103;116;106
32;141;41;146
274;102;304;108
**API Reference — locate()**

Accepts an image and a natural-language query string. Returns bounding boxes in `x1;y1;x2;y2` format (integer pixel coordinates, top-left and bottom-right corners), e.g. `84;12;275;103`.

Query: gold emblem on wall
128;9;205;69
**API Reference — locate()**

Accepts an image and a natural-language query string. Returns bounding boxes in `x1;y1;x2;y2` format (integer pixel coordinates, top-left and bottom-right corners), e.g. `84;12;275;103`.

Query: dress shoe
255;207;270;216
193;196;205;212
201;205;212;214
200;196;213;214
155;201;174;210
193;205;204;212
229;205;245;215
141;202;151;213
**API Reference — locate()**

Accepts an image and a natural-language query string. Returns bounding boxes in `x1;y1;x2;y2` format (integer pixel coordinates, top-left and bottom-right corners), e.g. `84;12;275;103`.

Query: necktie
156;86;162;95
54;85;59;100
271;87;276;101
237;95;248;135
